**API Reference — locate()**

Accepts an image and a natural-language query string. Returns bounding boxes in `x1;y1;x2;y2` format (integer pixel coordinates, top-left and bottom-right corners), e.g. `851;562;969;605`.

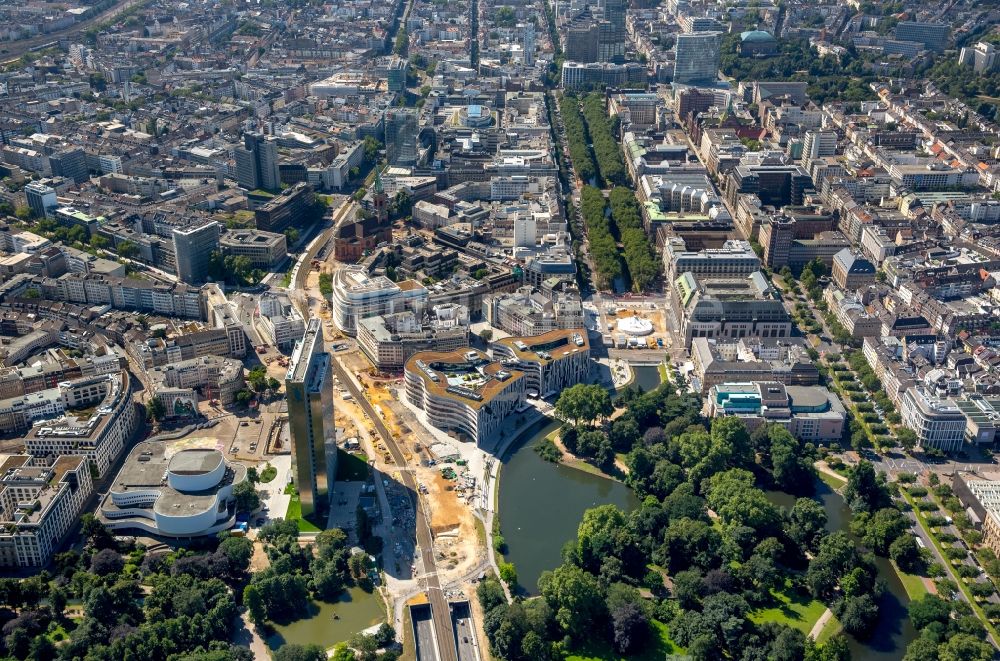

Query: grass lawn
285;489;323;533
750;579;827;634
568;459;613;478
47;624;72;643
892;560;929;600
815;613;841;643
399;605;417;661
818;471;847;490
474;516;486;546
259;464;277;483
546;429;620;480
336;450;371;481
565;619;683;661
657;363;668;382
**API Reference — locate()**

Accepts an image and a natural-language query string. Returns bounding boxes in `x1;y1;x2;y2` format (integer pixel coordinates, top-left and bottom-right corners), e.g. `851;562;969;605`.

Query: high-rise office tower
673;32;721;85
234;147;259;190
384;109;418;167
598;0;626;63
24;182;57;219
959;42;999;73
236;133;281;191
285;318;336;520
803;131;837;163
172;220;220;284
255;135;281;191
894;21;949;52
384;55;408;92
564;20;600;63
49;147;89;184
521;23;536;66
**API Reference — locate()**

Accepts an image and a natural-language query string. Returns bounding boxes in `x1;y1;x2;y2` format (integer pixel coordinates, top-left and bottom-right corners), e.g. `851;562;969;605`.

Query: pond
767;482;917;659
498;418;640;594
630;364;663;393
265;585;385;652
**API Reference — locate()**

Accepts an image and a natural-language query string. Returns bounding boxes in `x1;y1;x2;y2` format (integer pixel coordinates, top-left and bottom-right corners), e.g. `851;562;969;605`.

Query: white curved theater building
100;442;247;537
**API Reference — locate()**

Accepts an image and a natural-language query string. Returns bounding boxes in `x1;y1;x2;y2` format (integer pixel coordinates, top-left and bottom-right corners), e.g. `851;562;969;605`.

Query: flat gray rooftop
168;449;223;475
786;385;831;410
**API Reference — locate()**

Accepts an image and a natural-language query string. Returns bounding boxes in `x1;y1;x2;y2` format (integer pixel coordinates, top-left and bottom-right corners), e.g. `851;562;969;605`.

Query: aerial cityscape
0;0;996;659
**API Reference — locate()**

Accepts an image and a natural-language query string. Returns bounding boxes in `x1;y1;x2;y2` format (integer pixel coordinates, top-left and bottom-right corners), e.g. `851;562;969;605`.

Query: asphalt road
330;356;458;661
233;294;264;347
414;607;439;661
452;607;477;661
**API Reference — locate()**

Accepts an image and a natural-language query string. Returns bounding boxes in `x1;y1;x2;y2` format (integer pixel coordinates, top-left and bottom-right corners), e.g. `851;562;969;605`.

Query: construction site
273;201;494;661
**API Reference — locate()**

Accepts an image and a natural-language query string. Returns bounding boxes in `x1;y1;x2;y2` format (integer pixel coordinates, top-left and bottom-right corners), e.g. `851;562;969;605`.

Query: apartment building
24;372;137;476
824;289;882;339
0;455;92;567
46;273;206;319
862;337;918;407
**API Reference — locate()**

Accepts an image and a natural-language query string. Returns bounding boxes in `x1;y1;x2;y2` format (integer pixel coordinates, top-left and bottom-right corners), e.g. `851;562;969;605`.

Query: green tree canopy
554;383;612;427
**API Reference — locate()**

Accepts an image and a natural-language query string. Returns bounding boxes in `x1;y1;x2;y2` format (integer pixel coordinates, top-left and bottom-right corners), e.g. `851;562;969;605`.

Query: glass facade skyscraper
285;318;336;519
673;32;721;85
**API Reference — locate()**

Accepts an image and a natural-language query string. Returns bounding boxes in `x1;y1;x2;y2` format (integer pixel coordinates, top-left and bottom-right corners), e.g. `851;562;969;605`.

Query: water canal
496;363;662;593
499;361;915;655
767;484;916;659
